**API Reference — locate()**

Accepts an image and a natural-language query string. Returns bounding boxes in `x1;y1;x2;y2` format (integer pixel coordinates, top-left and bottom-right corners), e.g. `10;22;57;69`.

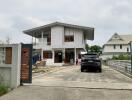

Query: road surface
1;65;132;100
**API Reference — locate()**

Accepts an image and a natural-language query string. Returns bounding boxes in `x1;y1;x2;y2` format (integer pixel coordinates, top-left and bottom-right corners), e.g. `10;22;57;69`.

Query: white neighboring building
23;22;94;66
102;33;132;60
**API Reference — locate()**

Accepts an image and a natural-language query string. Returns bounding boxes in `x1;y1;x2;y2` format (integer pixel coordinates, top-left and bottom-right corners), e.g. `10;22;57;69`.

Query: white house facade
23;22;94;66
102;33;132;60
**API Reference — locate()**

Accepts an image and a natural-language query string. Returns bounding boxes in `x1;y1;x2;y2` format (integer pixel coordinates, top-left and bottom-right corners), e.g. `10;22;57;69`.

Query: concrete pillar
32;36;33;44
35;37;36;45
52;50;54;63
41;31;44;60
11;44;21;88
63;48;65;63
41;31;44;44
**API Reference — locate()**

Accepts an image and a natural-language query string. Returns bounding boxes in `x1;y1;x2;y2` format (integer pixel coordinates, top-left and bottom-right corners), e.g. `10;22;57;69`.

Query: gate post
129;41;132;73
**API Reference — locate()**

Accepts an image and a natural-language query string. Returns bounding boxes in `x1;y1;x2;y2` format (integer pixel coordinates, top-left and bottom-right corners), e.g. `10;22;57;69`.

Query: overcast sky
0;0;132;46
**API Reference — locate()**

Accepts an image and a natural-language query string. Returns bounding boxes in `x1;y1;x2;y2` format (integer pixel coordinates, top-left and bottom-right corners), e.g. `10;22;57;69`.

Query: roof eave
23;22;94;34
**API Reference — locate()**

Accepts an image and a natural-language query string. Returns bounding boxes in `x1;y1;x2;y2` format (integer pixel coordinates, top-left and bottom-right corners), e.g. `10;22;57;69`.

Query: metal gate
21;44;32;83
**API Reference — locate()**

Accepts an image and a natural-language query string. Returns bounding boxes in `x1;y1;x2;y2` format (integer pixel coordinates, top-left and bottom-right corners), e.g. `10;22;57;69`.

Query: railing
33;42;51;46
33;42;52;50
107;60;132;76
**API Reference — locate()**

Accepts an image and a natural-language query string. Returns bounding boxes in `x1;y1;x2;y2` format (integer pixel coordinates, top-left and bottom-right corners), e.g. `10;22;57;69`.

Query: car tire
98;68;102;72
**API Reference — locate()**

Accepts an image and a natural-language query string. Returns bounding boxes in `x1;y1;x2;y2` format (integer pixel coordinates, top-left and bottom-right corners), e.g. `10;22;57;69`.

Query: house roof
105;33;132;45
23;22;94;40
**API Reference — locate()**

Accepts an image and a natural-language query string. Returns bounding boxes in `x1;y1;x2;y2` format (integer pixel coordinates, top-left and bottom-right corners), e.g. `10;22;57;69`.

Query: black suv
81;53;102;72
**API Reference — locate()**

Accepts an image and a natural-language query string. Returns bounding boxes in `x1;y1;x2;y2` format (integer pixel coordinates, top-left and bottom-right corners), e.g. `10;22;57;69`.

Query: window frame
113;45;116;49
127;47;129;52
120;45;122;49
43;51;52;59
64;35;74;42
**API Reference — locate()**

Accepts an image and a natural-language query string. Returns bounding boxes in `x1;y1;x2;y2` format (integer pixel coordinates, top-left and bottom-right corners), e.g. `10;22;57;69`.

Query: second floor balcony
33;41;85;50
33;42;52;50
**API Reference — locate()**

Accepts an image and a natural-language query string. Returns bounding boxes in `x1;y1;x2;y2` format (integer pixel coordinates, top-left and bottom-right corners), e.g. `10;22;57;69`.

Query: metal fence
107;60;132;75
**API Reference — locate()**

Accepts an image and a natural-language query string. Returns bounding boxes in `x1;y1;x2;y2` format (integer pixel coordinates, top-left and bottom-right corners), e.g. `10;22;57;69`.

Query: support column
41;31;44;60
32;36;33;44
35;37;36;45
74;48;76;65
63;48;65;63
52;50;55;63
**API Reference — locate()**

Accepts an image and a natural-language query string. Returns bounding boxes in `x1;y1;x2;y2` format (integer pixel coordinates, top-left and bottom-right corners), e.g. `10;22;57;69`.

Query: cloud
0;0;132;45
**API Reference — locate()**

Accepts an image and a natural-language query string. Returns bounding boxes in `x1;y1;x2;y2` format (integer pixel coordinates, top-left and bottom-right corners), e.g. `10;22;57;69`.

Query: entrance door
54;51;62;63
21;44;32;83
65;49;74;64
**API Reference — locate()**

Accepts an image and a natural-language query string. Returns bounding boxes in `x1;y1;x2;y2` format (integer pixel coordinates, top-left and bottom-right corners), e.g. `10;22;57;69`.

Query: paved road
1;65;132;100
33;65;132;83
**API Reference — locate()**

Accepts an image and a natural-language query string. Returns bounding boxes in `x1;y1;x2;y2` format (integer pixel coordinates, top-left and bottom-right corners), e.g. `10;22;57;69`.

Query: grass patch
0;84;8;96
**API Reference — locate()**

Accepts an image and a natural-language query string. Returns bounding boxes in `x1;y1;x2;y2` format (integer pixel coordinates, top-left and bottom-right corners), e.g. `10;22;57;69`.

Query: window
64;28;74;42
47;33;51;45
120;45;122;49
0;47;12;64
47;37;51;45
127;48;129;52
65;35;74;42
5;47;12;64
43;51;52;59
113;45;116;49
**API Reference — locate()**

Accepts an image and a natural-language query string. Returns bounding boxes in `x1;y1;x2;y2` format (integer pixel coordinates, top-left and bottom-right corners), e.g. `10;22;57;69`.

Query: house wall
103;44;130;53
51;26;64;48
51;26;84;48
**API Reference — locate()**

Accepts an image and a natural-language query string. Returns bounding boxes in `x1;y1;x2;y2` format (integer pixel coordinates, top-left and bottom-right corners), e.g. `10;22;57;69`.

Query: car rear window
83;54;98;58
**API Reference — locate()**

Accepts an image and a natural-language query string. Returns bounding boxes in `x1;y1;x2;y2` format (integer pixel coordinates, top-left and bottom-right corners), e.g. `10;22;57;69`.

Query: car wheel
98;68;102;72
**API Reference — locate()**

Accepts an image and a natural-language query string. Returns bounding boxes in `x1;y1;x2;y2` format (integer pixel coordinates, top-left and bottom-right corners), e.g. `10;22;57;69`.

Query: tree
90;45;102;53
85;44;90;53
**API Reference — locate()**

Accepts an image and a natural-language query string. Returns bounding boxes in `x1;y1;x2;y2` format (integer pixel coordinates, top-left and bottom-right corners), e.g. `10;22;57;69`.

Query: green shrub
112;55;118;60
112;54;130;60
0;84;8;96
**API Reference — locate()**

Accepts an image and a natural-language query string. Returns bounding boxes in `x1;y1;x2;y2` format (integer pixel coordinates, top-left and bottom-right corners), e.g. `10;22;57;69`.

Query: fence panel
107;60;132;75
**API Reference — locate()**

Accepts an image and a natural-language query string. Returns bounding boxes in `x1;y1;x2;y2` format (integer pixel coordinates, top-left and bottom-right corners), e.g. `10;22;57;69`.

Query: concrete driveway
1;65;132;100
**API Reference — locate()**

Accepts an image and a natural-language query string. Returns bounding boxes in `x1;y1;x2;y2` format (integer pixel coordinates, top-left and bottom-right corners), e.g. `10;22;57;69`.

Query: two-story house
102;33;132;60
23;22;94;66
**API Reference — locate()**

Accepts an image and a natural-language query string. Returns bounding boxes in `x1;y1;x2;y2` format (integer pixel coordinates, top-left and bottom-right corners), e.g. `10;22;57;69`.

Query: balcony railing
33;42;52;50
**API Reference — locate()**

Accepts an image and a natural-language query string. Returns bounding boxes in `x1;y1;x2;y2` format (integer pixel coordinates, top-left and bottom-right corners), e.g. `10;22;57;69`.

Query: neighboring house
23;22;94;66
102;33;132;60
